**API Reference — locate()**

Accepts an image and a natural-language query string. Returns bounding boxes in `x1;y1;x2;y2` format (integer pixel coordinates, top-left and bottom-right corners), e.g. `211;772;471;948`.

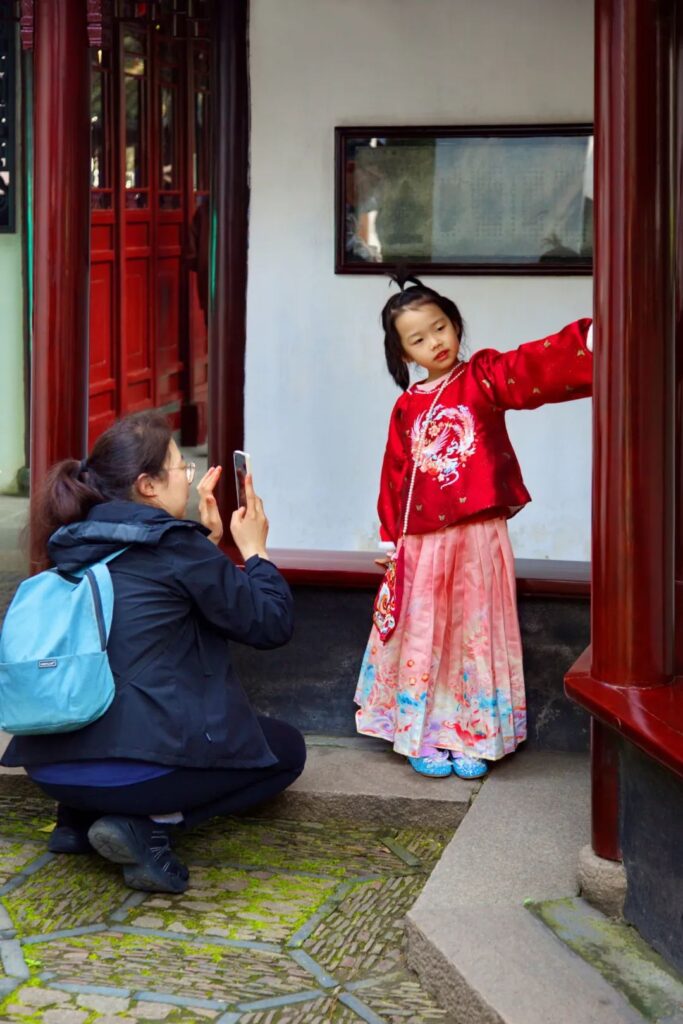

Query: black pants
34;716;306;832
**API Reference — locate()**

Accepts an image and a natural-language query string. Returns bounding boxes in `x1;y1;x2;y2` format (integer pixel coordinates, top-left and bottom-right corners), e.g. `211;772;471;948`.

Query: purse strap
401;362;467;538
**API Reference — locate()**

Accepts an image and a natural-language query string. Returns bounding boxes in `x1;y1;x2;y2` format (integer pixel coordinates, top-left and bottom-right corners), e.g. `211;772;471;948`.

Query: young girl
355;275;593;779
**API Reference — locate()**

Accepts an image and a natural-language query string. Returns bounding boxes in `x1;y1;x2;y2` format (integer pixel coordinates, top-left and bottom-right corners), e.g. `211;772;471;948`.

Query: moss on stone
529;896;683;1021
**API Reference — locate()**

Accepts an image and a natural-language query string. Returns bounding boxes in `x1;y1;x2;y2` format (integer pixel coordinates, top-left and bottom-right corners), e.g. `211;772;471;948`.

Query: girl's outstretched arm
472;318;593;411
377;396;410;544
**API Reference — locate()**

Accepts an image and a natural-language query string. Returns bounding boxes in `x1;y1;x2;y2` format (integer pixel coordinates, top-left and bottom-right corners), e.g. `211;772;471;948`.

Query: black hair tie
388;265;422;292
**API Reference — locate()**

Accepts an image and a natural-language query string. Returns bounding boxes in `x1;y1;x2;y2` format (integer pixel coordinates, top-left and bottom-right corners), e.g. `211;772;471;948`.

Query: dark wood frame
335;123;594;276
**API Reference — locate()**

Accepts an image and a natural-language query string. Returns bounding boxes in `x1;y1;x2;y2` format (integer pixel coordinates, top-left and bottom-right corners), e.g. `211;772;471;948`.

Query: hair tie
388;265;422;292
79;459;88;475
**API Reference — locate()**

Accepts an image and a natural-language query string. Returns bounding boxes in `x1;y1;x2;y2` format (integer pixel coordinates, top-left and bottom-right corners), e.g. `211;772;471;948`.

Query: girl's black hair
381;266;465;390
30;411;172;571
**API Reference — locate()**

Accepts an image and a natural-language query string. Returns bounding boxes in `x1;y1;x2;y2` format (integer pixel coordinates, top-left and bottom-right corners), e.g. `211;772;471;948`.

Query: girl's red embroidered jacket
378;318;593;544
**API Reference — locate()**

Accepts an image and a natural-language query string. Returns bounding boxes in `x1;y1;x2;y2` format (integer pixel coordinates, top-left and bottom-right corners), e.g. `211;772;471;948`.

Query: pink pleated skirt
355;517;526;761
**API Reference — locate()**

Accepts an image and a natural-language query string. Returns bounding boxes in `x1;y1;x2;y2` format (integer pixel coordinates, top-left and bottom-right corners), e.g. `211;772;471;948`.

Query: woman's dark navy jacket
1;501;293;771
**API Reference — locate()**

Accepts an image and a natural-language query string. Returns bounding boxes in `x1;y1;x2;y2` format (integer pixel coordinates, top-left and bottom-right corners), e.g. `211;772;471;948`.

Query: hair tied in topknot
388;263;423;292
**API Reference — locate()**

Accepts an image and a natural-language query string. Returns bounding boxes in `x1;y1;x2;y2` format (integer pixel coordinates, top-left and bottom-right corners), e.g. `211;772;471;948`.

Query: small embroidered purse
372;363;465;644
372;543;405;644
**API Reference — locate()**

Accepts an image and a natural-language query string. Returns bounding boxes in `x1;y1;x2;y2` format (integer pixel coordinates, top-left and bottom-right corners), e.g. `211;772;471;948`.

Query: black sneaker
48;825;93;855
88;815;189;894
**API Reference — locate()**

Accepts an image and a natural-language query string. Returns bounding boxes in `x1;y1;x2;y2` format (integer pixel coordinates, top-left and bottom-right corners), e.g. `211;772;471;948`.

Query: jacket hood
48;500;208;572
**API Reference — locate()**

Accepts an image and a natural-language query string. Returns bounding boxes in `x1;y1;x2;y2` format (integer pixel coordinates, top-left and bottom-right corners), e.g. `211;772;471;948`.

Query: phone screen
233;451;251;508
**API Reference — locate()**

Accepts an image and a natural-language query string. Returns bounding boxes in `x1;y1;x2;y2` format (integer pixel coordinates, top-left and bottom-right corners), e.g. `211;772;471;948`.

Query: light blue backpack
0;551;126;735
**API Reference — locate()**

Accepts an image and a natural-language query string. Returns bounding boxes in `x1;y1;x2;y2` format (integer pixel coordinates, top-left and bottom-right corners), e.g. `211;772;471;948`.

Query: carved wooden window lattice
0;0;16;233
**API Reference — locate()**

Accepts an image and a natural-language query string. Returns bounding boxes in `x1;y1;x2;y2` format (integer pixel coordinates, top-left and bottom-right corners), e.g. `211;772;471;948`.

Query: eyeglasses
168;461;196;484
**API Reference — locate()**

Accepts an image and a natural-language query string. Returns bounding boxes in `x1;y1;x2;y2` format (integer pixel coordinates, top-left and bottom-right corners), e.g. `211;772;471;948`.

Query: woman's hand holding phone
197;466;224;545
230;474;270;562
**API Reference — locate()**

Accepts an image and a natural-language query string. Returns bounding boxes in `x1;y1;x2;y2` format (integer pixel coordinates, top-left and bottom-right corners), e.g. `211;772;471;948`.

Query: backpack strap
74;549;129;651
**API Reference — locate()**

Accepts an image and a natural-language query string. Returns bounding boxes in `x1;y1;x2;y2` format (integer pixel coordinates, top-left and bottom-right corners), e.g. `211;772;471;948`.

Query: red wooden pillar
30;1;91;506
208;0;249;516
588;0;676;858
675;2;683;675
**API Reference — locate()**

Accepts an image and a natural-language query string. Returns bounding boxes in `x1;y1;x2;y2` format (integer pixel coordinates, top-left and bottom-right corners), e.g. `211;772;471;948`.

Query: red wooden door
88;2;211;447
154;33;185;422
89;48;118;444
121;22;155;418
184;38;210;442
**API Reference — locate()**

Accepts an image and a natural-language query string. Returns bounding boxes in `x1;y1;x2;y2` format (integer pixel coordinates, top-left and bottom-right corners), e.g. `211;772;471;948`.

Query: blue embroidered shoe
407;751;453;778
451;753;488;779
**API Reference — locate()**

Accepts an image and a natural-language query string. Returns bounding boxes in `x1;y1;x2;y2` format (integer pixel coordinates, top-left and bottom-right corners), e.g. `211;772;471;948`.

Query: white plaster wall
246;0;593;558
0;37;25;496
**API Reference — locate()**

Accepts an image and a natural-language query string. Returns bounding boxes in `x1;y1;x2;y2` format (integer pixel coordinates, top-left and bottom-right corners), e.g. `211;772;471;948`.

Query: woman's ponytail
29;410;172;572
29;459;105;572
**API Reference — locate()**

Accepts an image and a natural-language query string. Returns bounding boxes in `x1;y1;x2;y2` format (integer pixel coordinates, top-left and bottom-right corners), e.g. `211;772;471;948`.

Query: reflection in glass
124;55;146;77
91;191;113;210
125;75;145;189
160;86;176;190
122;31;145;55
342;132;593;269
90;72;106;188
159;42;178;69
125;191;148;210
159;193;181;210
193;90;207;192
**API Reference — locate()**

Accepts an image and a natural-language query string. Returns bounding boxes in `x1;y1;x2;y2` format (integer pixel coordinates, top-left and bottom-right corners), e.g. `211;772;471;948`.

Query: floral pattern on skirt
355;518;526;761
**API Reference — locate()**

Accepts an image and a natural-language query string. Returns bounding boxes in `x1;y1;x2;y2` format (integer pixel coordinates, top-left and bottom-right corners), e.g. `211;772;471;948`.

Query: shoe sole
88;818;141;864
88;818;189;894
407;762;453;778
122;863;187;894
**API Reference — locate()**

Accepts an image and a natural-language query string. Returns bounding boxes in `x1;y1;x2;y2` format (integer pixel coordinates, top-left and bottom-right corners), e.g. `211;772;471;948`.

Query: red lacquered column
30;0;91;560
590;0;676;858
674;3;683;674
208;0;249;518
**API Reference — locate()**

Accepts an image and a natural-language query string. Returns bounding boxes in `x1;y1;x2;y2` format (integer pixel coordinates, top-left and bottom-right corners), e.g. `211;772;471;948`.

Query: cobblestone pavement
0;776;456;1023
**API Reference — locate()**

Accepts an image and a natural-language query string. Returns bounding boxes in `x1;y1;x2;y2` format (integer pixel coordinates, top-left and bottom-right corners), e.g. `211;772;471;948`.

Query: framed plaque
335;125;593;275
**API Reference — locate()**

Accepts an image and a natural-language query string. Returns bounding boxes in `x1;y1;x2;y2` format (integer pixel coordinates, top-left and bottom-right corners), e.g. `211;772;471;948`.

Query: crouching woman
1;411;305;894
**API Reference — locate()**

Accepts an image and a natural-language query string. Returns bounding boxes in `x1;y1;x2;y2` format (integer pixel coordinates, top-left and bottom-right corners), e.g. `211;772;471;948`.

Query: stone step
263;735;480;828
405;749;651;1024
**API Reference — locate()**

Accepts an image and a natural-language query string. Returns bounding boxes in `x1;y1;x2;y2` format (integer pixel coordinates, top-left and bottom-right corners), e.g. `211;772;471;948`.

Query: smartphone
233;450;252;508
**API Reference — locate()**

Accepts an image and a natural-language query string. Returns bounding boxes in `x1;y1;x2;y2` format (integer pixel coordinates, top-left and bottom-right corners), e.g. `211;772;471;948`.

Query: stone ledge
258;742;480;828
406;750;646;1024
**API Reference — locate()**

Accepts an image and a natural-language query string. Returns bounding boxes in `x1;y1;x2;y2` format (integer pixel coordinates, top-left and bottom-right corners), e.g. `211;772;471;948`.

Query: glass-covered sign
336;126;593;275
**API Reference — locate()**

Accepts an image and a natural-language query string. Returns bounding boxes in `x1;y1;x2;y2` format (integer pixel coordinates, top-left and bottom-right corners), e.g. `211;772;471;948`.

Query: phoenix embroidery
411;404;477;488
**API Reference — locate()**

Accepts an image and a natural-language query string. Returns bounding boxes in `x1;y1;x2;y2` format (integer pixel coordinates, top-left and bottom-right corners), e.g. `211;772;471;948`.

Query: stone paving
0;775;456;1023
